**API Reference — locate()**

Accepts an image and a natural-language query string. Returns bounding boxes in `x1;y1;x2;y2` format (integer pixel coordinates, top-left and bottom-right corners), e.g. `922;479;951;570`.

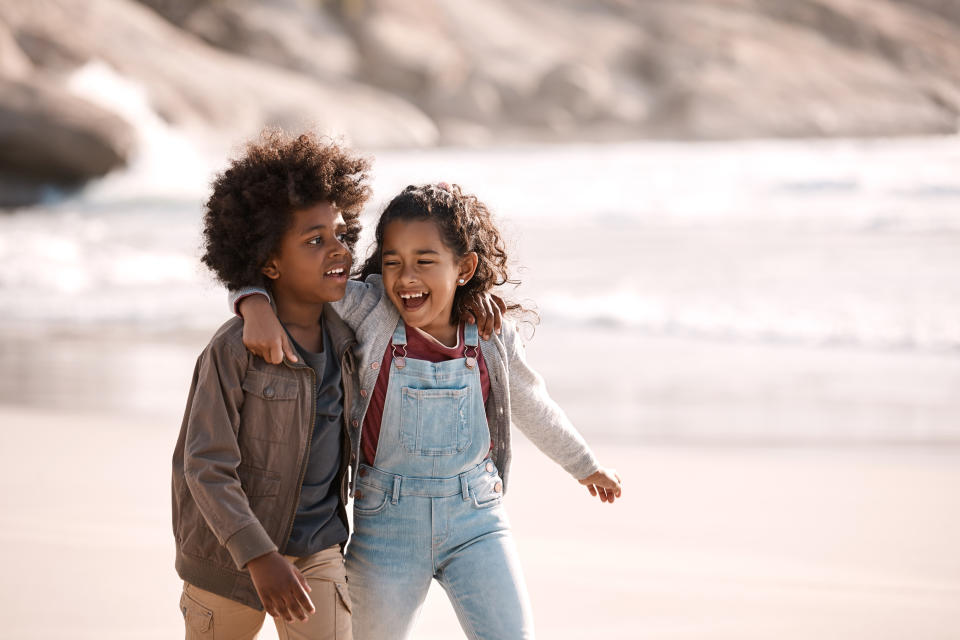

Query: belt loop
391;475;401;505
460;474;470;501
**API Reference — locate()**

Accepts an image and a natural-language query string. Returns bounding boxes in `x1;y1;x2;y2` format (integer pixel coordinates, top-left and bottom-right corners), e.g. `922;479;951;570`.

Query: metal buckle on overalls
464;345;478;369
392;343;407;369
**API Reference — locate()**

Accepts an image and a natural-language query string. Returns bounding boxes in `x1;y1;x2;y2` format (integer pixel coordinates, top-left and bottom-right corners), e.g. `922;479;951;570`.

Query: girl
237;183;622;639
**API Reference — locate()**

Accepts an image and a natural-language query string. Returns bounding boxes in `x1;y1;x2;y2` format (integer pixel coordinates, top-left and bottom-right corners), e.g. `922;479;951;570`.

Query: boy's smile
381;219;477;346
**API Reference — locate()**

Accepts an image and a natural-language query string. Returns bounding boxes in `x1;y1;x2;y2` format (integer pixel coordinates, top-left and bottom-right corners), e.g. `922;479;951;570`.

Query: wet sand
1;401;958;639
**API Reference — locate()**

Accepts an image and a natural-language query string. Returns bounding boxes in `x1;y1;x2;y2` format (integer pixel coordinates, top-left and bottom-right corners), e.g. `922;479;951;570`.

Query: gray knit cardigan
233;276;600;495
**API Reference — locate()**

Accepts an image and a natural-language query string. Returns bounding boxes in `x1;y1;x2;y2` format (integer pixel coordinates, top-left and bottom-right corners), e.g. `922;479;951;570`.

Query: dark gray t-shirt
284;325;348;556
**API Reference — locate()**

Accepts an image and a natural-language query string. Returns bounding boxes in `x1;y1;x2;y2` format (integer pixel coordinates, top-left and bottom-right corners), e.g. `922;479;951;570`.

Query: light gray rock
181;0;359;80
0;0;437;146
0;21;31;78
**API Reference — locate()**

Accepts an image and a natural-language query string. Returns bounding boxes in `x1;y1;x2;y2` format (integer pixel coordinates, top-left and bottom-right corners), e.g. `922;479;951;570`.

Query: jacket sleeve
504;323;601;480
182;340;277;569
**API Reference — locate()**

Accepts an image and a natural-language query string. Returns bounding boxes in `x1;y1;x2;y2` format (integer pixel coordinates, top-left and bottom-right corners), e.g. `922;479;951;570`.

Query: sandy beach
2;396;958;639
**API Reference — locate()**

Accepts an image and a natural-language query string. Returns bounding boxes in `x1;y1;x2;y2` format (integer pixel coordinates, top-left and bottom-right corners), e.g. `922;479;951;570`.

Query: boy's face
263;202;351;304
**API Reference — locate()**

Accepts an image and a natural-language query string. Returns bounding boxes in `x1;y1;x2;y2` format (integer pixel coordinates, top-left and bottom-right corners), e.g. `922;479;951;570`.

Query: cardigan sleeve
228;276;385;330
503;323;601;480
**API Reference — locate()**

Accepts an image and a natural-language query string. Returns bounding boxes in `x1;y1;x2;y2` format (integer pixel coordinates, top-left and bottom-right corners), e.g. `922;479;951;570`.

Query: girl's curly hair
201;129;370;291
359;183;533;324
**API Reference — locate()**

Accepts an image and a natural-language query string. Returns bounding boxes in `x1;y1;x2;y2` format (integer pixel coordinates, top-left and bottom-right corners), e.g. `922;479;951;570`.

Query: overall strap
392;319;408;346
391;319;408;369
464;321;479;347
463;321;479;369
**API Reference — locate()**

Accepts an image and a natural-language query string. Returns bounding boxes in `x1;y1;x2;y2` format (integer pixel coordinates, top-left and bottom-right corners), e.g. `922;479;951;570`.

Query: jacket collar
322;303;357;360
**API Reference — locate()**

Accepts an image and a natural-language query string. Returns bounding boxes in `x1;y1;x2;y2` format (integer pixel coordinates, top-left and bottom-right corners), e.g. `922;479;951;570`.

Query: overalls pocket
399;386;472;456
352;482;390;516
470;470;504;509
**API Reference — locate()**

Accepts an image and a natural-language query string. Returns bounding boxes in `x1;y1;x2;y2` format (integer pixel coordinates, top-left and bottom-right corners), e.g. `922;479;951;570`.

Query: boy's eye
335;233;347;243
417;260;434;265
383;260;400;267
308;236;324;246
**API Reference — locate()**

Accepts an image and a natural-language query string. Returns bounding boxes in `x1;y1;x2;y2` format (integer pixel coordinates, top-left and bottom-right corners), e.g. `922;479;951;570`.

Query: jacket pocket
237;464;281;498
399;386;471;456
240;370;300;443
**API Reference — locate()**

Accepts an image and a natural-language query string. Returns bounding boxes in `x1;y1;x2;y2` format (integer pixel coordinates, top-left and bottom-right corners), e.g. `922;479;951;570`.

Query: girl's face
381;219;477;337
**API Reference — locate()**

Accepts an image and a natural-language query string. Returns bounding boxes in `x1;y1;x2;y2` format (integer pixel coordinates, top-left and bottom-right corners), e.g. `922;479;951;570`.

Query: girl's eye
308;236;323;246
383;260;399;267
417;260;434;265
335;233;347;243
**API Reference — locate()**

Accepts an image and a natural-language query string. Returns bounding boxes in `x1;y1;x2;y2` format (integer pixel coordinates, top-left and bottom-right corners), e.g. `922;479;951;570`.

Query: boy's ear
261;257;280;281
458;252;479;284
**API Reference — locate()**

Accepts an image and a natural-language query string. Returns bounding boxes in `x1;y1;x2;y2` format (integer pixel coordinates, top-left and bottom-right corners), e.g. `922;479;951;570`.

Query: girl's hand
238;294;297;364
461;293;506;341
579;468;622;504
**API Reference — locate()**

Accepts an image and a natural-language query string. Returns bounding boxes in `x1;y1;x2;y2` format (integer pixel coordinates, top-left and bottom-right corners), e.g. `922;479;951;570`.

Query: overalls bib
346;321;534;640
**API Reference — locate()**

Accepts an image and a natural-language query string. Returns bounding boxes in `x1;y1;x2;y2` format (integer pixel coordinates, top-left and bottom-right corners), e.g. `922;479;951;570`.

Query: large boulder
0;76;134;181
0;0;437;147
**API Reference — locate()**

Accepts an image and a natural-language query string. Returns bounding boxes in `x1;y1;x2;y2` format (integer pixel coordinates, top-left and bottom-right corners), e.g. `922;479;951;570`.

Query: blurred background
1;1;959;638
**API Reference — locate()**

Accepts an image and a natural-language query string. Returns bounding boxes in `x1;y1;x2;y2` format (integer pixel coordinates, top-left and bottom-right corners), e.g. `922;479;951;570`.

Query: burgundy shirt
361;323;491;466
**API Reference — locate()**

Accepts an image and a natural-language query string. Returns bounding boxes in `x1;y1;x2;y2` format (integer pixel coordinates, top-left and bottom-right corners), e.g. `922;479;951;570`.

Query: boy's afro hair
201;129;371;291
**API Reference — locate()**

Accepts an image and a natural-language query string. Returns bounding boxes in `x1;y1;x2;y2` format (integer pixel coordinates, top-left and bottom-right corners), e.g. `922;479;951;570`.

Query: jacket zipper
280;360;316;552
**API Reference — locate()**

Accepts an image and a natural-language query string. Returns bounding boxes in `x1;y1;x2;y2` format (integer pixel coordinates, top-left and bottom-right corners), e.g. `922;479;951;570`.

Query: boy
172;130;370;639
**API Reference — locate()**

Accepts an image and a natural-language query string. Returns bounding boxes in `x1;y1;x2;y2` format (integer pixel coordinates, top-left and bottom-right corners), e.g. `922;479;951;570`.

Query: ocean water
1;128;959;442
2;136;958;350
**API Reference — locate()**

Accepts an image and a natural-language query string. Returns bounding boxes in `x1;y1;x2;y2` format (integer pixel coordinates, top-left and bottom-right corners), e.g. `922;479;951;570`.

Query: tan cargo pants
179;545;352;640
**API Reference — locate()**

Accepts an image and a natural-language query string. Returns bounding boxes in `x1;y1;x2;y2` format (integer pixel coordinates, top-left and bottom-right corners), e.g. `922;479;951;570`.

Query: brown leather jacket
171;305;358;610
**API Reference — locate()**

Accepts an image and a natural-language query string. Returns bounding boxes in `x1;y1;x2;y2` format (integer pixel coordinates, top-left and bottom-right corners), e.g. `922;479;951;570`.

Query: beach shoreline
1;401;958;639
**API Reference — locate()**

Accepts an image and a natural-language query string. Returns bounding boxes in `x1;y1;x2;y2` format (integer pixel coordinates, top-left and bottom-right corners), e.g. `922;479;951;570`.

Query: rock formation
1;0;959;207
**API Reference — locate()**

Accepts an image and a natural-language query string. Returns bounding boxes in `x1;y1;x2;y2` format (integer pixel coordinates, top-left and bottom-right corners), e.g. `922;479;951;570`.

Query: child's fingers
267;339;284;365
491;296;504;335
471;293;493;340
295;572;316;612
281;334;298;363
586;484;597;497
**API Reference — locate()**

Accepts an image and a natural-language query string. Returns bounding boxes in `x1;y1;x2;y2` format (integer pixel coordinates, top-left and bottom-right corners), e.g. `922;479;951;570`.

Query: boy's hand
462;293;506;341
579;468;622;504
239;295;297;364
247;551;315;622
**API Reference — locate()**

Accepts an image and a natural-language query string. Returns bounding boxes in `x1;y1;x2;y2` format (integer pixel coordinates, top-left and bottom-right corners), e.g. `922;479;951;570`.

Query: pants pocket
471;471;504;509
352;481;390;516
179;589;213;637
335;581;353;638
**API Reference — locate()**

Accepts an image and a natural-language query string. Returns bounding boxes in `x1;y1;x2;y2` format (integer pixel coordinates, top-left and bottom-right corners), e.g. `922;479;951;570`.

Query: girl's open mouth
399;291;429;311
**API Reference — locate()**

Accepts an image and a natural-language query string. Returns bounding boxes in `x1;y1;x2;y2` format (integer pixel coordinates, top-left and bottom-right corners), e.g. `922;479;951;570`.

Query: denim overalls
346;320;534;640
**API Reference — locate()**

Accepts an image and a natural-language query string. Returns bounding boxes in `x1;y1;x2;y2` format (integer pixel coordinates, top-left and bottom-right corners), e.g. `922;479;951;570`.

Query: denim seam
439;575;483;640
